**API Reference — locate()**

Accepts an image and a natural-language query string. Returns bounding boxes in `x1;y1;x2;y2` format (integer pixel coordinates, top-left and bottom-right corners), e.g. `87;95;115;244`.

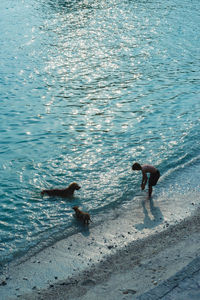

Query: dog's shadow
135;198;164;231
41;194;77;202
72;215;91;237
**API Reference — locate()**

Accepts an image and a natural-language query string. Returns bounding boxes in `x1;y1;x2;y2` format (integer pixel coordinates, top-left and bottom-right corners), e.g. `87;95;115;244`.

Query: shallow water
0;0;200;266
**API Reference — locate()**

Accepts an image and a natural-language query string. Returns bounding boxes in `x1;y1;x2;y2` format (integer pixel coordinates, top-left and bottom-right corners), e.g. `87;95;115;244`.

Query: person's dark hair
132;162;142;170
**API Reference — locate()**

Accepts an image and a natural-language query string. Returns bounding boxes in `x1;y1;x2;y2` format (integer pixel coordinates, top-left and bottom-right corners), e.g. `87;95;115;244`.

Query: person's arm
141;170;148;190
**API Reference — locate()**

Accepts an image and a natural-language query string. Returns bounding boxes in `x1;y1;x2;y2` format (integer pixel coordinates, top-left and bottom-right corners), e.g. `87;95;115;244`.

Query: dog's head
72;206;79;212
70;182;81;191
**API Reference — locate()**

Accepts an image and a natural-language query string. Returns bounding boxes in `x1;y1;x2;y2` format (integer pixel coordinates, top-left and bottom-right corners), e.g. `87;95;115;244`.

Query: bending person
132;162;160;198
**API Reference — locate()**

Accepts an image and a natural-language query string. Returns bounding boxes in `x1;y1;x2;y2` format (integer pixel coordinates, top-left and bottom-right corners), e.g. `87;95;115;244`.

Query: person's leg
148;185;152;198
148;171;160;198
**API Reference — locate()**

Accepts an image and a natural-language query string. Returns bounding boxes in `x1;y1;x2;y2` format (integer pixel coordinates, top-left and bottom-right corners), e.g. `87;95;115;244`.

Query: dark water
0;0;200;266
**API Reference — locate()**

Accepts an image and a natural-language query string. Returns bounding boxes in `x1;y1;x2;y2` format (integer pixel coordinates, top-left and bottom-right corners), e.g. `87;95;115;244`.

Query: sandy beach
1;202;200;300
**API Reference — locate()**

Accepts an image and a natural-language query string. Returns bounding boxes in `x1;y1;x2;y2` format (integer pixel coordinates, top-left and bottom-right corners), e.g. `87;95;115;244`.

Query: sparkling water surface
0;0;200;266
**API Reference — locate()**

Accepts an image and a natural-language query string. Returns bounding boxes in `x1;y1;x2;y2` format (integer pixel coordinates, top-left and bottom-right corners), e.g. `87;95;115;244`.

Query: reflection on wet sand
135;198;164;230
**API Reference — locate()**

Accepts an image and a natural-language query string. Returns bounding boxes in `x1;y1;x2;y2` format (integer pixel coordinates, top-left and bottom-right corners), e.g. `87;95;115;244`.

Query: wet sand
1;202;200;300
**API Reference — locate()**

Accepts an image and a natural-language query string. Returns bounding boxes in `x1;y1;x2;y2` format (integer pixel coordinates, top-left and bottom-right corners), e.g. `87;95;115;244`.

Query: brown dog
41;182;81;198
73;206;92;225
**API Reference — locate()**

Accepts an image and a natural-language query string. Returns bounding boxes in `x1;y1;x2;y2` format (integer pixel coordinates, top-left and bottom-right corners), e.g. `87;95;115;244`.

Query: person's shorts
149;170;160;186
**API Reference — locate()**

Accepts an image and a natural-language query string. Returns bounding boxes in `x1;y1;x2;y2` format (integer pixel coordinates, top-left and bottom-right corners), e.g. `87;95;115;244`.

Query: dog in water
41;182;81;198
73;206;92;225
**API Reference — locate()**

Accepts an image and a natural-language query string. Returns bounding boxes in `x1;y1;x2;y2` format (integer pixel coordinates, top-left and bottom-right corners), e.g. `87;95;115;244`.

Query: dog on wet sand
73;206;92;225
41;182;81;198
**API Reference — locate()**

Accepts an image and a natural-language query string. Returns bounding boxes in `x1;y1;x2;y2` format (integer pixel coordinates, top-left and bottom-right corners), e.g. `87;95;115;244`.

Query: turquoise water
0;0;200;267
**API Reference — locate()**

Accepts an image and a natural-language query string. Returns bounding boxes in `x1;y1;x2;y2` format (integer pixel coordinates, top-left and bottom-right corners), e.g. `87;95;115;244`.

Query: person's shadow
135;197;164;231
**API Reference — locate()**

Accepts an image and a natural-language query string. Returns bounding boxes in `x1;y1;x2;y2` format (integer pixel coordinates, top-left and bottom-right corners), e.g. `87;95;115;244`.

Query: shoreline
35;211;200;300
1;205;200;300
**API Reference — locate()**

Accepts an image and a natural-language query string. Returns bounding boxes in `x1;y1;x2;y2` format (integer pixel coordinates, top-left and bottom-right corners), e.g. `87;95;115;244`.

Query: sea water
0;0;200;269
